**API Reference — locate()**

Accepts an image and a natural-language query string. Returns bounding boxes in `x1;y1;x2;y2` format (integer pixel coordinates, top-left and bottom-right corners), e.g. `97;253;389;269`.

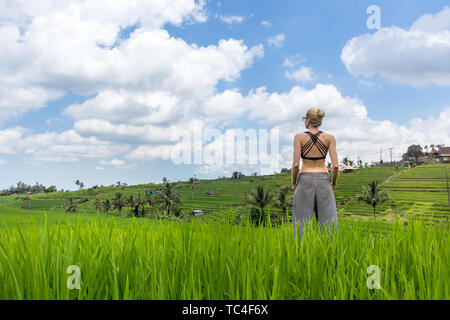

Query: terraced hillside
342;164;450;224
193;166;403;224
2;164;448;226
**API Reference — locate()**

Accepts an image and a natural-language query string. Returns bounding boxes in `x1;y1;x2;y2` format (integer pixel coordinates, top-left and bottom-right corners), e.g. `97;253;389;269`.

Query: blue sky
0;0;449;191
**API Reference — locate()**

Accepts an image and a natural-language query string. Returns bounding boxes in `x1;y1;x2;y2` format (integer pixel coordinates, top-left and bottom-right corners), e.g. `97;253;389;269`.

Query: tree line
65;179;182;219
0;181;58;196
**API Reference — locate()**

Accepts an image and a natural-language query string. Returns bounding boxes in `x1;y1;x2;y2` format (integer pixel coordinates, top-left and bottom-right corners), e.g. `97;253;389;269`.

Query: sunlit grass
0;213;448;300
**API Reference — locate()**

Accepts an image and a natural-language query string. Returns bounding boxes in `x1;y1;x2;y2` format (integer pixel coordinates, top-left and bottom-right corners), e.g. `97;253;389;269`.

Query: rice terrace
0;0;449;307
0;163;448;300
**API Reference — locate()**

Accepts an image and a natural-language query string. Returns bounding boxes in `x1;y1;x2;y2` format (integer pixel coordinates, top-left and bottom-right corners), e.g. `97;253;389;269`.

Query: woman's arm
291;134;301;190
328;135;339;188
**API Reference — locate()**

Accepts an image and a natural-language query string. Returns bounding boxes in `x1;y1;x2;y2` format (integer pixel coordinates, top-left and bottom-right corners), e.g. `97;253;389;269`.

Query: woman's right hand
331;182;336;190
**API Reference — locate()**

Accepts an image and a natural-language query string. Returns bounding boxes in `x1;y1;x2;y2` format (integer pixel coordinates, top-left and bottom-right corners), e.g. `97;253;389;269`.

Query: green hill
1;164;448;226
342;164;450;224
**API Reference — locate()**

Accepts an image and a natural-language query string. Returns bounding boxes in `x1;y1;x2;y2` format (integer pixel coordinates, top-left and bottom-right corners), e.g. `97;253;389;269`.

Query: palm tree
136;193;147;217
187;177;199;198
274;185;292;223
113;192;126;216
101;199;113;214
341;157;350;166
156;182;182;217
64;198;78;213
144;190;157;216
357;181;391;222
243;185;272;225
92;193;101;212
429;144;435;160
126;194;142;217
357;159;363;168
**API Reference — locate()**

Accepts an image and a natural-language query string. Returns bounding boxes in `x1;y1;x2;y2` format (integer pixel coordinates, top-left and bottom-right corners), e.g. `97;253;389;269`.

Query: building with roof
340;165;357;173
437;146;450;163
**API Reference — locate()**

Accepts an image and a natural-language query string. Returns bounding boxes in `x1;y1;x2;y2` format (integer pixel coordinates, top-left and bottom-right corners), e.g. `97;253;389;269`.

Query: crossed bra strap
301;131;328;160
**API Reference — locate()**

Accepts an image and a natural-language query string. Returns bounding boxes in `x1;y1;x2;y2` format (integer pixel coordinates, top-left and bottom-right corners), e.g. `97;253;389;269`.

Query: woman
291;108;339;239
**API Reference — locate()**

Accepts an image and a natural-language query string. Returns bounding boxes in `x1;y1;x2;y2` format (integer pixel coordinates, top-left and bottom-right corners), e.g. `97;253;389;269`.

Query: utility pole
380;147;383;163
389;147;393;163
445;167;450;207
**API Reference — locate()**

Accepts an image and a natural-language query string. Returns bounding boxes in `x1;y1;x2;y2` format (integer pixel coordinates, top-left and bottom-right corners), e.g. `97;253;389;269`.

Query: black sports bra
301;131;328;160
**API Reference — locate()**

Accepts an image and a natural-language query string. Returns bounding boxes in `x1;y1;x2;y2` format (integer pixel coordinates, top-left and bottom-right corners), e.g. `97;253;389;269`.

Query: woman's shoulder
320;131;336;142
319;130;333;137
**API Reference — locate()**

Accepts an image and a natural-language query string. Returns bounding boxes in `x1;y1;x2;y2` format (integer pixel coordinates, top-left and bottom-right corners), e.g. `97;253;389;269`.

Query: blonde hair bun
306;108;325;127
318;109;325;118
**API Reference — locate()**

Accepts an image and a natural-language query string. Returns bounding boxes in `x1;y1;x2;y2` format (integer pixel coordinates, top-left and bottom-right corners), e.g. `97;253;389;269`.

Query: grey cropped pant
292;172;338;239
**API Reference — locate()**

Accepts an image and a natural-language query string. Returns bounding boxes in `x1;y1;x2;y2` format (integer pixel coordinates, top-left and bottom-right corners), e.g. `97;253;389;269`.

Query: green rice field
0;164;449;300
0;213;448;300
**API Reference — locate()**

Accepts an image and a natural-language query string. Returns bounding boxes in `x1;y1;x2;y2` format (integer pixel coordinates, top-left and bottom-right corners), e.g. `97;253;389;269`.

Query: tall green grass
0;213;448;299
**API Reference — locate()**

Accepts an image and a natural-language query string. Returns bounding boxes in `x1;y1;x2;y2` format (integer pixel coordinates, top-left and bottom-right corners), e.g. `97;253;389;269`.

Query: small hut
341;165;357;173
191;210;204;217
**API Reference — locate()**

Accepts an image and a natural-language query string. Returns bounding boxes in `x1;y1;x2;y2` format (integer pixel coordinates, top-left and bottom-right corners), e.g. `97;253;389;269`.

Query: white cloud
261;20;272;28
125;144;178;161
0;0;265;166
0;127;29;154
2;1;449;177
215;14;244;25
282;54;305;68
341;6;450;86
96;166;105;170
99;159;125;167
16;129;131;164
0;0;212;124
45;117;64;127
410;6;450;32
98;158;136;169
242;84;365;125
0;0;207;29
73;119;180;144
267;33;285;48
285;66;314;82
200;89;247;121
64;89;180;125
0;159;6;165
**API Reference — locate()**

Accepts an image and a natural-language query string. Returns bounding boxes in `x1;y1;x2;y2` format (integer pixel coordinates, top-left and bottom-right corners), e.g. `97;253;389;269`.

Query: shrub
249;207;266;226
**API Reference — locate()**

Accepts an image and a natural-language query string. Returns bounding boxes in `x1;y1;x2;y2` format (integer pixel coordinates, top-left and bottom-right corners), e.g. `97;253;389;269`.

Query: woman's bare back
299;131;331;173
